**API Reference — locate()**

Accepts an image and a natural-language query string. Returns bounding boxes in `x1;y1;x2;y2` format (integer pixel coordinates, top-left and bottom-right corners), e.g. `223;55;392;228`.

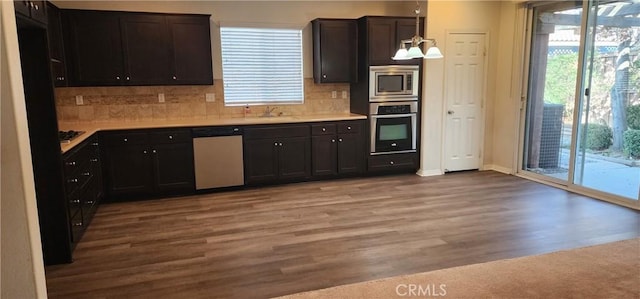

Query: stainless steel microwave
369;65;419;101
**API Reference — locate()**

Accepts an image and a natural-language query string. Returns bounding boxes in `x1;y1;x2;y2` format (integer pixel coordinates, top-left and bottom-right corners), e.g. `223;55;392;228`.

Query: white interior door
443;33;486;172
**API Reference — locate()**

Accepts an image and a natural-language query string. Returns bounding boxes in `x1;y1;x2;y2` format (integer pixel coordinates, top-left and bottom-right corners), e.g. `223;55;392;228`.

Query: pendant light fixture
392;1;443;60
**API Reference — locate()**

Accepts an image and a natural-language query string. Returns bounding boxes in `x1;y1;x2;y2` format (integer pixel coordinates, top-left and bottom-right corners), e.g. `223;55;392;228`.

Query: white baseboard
416;169;444;177
482;164;513;174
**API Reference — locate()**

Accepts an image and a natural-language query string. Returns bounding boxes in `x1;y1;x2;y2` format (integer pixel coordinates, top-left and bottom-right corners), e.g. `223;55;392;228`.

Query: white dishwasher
192;127;244;190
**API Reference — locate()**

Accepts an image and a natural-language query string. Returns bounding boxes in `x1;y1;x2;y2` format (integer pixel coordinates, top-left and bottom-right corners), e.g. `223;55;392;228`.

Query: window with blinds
220;27;304;106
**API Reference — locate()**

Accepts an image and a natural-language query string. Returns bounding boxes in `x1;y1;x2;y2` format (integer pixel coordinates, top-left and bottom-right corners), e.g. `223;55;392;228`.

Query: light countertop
59;113;367;153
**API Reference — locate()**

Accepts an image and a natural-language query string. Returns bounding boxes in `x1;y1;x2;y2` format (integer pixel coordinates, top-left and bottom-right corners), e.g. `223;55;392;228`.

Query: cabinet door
312;135;337;176
65;10;124;86
104;144;153;196
167;15;213;85
313;19;357;83
121;14;171;85
244;139;279;184
367;18;396;65
279;136;311;180
338;133;364;174
152;143;195;193
47;2;63;60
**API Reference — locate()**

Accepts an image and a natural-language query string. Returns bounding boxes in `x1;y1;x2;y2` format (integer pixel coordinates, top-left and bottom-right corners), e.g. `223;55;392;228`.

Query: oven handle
370;113;416;118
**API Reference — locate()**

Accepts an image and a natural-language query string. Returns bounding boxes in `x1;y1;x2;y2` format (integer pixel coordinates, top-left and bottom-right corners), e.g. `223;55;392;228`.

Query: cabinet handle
90;158;99;162
126;76;130;81
66;161;77;166
347;126;352;130
338;138;343;142
172;76;177;80
322;74;327;79
274;142;278;146
86;200;94;205
61;76;65;81
116;76;121;80
34;4;38;10
331;139;336;143
322;127;326;132
143;150;148;154
168;135;173;140
73;222;83;227
29;2;34;8
70;199;80;204
68;178;78;183
123;138;128;142
152;149;157;153
390;161;395;165
279;143;283;146
82;172;90;176
92;142;99;146
391;143;397;147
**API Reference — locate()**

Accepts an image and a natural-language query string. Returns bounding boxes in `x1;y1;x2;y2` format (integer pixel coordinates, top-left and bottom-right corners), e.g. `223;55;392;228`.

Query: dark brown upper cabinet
64;10;124;86
14;0;47;25
47;2;67;86
168;15;213;85
120;14;172;85
359;16;424;66
312;19;357;84
63;10;212;86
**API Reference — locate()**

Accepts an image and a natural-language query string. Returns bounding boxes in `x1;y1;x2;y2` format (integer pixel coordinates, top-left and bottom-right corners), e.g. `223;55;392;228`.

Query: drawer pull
66;161;77;166
332;139;336;143
322;127;326;132
168;135;173;140
347;126;352;130
338;138;343;142
73;222;83;227
143;150;148;154
90;158;99;162
70;199;80;204
67;178;78;183
82;172;91;176
152;149;157;154
274;142;278;146
86;200;95;205
390;161;395;165
123;138;128;142
92;142;99;146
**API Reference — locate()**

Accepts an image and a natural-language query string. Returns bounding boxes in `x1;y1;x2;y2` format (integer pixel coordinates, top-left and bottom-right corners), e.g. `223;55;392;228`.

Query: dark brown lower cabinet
102;129;194;200
62;134;103;248
244;125;311;184
311;120;365;177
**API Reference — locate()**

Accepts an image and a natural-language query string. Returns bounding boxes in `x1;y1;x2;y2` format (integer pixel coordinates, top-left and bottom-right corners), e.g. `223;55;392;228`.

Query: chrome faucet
262;106;277;117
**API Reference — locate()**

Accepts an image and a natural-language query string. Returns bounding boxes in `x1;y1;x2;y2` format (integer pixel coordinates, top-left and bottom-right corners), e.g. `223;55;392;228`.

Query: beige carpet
277;238;640;298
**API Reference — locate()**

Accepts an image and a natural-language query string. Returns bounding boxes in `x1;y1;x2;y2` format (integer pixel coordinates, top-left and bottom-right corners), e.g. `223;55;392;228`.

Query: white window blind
220;27;304;105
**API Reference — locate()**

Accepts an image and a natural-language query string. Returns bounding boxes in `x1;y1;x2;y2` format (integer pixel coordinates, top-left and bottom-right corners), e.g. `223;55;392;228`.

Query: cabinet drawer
148;129;191;144
69;210;84;243
63;143;91;175
68;194;81;220
311;123;336;135
338;121;362;133
102;131;148;146
245;125;309;139
368;153;417;172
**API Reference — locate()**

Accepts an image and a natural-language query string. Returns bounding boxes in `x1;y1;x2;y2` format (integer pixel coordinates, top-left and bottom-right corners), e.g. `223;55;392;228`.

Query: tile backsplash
54;79;350;122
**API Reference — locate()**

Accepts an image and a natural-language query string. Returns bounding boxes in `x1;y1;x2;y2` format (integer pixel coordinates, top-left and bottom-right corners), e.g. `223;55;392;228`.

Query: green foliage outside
544;54;579;105
584;123;613;151
623;129;640;158
628;105;640;130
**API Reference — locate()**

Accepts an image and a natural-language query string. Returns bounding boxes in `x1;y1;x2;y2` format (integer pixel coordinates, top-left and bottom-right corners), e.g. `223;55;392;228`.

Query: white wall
0;1;48;298
419;0;504;175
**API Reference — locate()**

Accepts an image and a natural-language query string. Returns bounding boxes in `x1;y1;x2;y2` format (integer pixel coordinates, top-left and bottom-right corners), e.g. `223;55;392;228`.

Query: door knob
447;110;455;115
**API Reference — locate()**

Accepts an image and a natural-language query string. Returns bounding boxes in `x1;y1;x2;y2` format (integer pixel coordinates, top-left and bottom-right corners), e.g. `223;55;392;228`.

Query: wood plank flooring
45;171;640;298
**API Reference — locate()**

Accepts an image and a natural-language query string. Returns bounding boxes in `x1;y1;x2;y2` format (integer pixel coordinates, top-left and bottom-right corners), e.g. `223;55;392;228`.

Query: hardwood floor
45;171;640;298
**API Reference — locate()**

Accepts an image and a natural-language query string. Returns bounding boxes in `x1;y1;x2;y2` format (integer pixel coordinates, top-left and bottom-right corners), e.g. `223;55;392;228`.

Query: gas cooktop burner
59;130;85;143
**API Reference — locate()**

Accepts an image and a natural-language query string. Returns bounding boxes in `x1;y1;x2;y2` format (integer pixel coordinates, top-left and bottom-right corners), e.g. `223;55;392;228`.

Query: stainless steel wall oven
370;101;417;155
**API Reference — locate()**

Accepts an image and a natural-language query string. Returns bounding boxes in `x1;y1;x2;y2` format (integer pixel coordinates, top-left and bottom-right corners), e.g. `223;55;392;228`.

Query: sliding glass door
523;0;640;204
574;0;640;201
523;2;583;182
